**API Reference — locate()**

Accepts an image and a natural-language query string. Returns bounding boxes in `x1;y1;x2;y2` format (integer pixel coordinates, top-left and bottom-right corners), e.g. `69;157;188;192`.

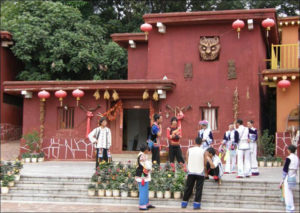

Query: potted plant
112;182;120;197
22;153;31;163
1;178;9;194
171;183;182;199
38;152;45;162
87;184;96;196
23;130;40;154
130;182;138;197
91;173;98;186
31;154;38;163
97;183;105;197
148;182;155;199
7;175;15;187
266;156;273;167
276;157;283;167
105;182;112;197
120;183;129;198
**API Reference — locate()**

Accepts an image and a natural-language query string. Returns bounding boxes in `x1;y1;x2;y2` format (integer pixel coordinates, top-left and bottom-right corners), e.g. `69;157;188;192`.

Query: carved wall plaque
199;36;221;61
228;60;237;79
184;63;193;79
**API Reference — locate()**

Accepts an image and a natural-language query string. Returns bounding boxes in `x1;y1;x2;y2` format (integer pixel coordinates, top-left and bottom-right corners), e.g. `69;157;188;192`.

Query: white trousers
225;150;236;173
250;141;259;174
237;149;251;177
284;176;295;212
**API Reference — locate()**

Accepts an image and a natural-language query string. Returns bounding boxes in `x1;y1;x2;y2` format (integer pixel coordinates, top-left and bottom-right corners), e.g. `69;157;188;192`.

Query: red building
0;31;23;142
3;9;279;160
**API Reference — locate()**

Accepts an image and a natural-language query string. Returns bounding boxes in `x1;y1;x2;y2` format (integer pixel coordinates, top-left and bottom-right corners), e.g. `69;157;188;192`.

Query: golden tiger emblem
199;36;221;61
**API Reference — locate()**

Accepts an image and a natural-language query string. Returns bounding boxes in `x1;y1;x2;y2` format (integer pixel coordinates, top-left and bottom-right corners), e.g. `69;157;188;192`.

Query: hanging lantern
143;90;149;100
277;79;291;92
104;90;110;100
262;18;275;37
140;23;152;40
153;90;159;101
54;90;67;106
72;89;84;106
232;19;245;39
112;90;119;101
38;90;50;102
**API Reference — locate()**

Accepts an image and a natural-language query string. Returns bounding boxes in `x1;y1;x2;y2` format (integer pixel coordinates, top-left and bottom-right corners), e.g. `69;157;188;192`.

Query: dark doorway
123;109;150;151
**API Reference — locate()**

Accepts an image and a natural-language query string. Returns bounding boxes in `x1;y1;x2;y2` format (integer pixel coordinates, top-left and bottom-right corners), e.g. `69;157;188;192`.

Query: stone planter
88;189;95;196
259;161;265;167
273;161;278;167
266;161;273;167
14;174;20;181
1;187;9;194
164;191;171;199
156;191;163;198
149;191;155;198
31;158;37;163
98;189;105;197
174;191;181;199
8;181;14;187
105;190;112;197
25;158;31;163
38;157;44;162
113;189;120;197
130;191;138;197
121;191;128;197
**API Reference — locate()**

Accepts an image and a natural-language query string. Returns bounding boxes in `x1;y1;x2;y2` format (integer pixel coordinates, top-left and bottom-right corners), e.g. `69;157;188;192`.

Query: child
135;143;155;211
206;147;224;185
280;145;299;213
182;137;206;210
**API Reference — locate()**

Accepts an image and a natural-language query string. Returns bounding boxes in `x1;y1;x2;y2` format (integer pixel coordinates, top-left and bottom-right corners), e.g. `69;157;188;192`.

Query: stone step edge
0;200;284;212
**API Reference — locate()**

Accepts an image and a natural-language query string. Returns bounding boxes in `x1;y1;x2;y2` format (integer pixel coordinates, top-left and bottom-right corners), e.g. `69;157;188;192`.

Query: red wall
128;43;148;79
142;23;266;147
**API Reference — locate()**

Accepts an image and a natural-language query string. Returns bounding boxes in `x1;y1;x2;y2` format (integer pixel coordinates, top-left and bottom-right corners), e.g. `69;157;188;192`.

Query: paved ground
0;201;279;212
0;140;20;161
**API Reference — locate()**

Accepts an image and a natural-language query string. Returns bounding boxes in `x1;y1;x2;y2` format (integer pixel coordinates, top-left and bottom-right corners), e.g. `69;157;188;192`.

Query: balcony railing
271;43;299;70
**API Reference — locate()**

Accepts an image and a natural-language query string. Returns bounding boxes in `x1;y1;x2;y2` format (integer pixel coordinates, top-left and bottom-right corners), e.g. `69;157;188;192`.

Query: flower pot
259;161;265;167
121;191;128;197
38;157;44;162
21;159;25;164
130;191;138;197
277;162;282;167
7;171;12;176
98;189;105;197
164;191;171;199
113;189;120;197
25;158;31;163
88;189;95;196
105;189;112;197
156;191;163;198
267;161;273;167
273;161;278;167
14;174;20;181
8;181;14;187
149;191;155;198
174;191;181;199
1;187;9;194
31;158;37;163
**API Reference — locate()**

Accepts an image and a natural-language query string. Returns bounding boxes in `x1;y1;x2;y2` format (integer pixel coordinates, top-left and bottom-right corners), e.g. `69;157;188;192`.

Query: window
57;107;74;129
201;107;218;130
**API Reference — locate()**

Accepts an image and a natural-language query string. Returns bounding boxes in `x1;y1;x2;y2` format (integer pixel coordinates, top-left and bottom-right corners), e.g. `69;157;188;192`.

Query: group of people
88;114;299;212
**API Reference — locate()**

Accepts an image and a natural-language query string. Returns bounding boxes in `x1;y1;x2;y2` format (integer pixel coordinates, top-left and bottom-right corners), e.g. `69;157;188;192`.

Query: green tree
0;0;127;80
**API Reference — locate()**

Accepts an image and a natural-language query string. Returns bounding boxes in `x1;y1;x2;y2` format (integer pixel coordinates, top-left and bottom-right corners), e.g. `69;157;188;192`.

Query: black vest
135;154;148;177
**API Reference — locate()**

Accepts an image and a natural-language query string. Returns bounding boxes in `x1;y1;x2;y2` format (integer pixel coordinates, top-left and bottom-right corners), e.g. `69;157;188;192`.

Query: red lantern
55;90;67;106
72;89;84;106
232;19;245;39
140;23;152;40
262;18;275;37
277;79;291;92
38;90;50;102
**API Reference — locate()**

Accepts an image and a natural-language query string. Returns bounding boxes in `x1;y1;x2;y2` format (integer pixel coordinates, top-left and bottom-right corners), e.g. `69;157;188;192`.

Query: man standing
235;119;251;178
223;124;239;174
181;137;207;210
247;120;259;176
148;114;162;165
88;117;112;170
198;120;213;150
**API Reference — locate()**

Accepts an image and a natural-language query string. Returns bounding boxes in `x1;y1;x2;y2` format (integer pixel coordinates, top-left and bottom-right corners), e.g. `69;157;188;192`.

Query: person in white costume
235;119;251;178
280;145;299;213
247;120;259;176
198;120;213;150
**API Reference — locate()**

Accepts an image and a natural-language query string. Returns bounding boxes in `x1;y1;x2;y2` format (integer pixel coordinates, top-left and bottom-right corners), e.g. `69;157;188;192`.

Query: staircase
2;175;299;212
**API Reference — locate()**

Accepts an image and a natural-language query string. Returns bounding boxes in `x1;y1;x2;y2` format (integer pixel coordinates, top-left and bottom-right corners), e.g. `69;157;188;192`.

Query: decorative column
86;111;93;138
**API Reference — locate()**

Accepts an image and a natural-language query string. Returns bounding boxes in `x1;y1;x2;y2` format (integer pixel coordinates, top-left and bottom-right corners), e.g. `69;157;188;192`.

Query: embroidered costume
223;129;239;173
167;126;185;164
248;127;259;175
198;120;214;150
236;124;251;177
148;122;161;164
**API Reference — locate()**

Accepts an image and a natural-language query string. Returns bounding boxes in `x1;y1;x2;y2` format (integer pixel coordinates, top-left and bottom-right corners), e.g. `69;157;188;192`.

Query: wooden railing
271;43;299;69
